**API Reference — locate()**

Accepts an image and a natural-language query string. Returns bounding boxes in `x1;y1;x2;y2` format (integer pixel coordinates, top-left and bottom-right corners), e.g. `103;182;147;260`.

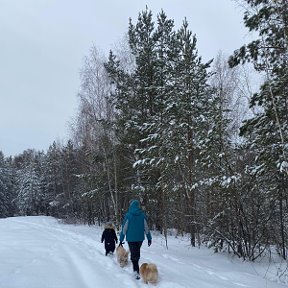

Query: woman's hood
128;200;142;215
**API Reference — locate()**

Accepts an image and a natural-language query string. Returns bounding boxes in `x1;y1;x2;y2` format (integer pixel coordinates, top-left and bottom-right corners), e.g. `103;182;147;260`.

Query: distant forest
1;1;287;261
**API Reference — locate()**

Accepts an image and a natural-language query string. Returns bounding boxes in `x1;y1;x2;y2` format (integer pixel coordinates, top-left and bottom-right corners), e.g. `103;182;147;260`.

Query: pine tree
105;10;214;244
229;0;288;259
105;8;159;203
168;19;212;246
135;10;178;239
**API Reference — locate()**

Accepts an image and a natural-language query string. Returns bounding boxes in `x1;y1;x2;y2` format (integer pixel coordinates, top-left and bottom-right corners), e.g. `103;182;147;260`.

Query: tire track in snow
141;241;253;288
2;218;140;288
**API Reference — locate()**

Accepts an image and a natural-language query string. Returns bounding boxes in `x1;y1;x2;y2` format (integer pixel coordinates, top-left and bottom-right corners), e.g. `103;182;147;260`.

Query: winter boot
132;261;140;279
133;271;140;280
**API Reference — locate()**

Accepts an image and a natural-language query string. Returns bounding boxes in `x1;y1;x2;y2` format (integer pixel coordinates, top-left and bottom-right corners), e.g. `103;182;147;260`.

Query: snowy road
0;216;286;288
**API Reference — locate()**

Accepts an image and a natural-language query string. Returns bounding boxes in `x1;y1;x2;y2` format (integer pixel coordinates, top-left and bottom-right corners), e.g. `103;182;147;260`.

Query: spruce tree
42;142;63;216
0;152;15;217
16;163;42;215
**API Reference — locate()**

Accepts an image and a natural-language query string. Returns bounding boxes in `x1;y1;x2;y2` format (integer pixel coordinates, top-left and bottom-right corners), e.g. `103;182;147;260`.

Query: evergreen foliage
1;4;287;262
229;0;288;259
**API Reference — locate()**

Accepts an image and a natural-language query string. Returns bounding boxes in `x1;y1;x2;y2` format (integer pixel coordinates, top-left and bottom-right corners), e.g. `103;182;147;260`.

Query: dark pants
105;242;116;255
128;241;143;273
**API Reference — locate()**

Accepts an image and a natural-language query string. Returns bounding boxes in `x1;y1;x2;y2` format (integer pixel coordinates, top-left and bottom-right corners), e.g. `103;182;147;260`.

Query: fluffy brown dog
116;245;129;268
140;263;159;284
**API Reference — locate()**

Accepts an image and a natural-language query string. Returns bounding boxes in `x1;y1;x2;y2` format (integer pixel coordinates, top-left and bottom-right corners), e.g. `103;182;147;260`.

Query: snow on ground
0;216;286;288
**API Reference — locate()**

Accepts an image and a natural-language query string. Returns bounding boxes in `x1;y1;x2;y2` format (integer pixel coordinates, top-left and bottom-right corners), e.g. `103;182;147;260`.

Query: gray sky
0;0;248;157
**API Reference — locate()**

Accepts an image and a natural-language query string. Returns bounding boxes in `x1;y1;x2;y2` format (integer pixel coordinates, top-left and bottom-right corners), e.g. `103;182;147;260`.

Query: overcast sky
0;0;249;157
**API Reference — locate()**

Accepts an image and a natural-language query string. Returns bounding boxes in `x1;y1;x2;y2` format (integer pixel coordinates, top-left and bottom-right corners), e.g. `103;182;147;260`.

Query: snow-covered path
0;216;285;288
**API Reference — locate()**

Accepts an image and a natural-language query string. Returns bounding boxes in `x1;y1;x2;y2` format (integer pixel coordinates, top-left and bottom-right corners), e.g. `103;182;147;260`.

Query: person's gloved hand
148;239;152;247
119;241;124;247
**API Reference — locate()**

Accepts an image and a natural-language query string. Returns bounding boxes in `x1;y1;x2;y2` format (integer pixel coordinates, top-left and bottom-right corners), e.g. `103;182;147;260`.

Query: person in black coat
101;222;118;256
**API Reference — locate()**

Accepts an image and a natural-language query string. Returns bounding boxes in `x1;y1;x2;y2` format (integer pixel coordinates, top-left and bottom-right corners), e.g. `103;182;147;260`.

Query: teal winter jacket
119;200;152;242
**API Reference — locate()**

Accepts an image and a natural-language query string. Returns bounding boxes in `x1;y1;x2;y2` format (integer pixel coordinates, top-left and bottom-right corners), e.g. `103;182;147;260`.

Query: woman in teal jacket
119;200;152;279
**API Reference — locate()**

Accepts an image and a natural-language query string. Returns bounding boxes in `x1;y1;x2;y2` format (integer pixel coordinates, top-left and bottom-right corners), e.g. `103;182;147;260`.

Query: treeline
1;1;288;261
